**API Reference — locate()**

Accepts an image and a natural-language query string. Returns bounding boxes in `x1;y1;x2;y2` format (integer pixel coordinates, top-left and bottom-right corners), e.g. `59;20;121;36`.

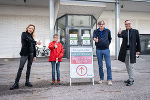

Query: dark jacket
93;28;112;50
118;28;141;63
20;32;36;57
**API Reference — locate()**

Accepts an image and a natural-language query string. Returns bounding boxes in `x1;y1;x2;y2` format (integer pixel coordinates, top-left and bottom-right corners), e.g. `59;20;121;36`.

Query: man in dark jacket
93;20;112;86
118;20;141;86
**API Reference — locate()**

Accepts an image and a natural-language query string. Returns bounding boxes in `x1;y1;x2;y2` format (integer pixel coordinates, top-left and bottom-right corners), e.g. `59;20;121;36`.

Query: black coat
118;29;141;63
20;32;36;57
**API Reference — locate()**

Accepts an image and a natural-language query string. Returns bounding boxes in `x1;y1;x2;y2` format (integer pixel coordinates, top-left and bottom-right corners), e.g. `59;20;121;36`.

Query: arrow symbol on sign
79;67;84;74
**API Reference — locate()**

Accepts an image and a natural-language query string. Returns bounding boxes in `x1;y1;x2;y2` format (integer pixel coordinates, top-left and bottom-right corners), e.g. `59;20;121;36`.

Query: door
66;28;93;58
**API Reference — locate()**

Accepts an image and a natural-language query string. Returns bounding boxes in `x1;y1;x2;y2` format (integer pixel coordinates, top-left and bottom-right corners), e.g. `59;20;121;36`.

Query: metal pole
115;0;120;59
49;0;55;40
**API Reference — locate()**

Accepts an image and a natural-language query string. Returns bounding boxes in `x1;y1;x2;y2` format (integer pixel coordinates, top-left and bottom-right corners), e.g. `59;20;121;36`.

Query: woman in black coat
10;24;41;90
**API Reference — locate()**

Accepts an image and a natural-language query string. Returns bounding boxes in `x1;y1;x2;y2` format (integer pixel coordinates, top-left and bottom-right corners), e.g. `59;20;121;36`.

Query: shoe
108;80;112;86
10;83;19;90
126;81;133;86
57;79;60;85
51;80;55;85
124;79;134;83
25;82;33;87
98;80;104;84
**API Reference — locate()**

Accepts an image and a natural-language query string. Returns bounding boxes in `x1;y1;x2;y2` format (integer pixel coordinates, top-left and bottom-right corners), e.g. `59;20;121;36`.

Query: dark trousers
15;53;34;83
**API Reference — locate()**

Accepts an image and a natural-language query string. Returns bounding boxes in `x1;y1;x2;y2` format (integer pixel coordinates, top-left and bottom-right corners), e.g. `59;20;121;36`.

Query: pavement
0;55;150;100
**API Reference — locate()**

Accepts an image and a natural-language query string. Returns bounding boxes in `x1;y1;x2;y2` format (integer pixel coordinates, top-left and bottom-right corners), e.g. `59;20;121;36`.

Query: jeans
15;53;34;83
51;61;60;81
96;49;112;80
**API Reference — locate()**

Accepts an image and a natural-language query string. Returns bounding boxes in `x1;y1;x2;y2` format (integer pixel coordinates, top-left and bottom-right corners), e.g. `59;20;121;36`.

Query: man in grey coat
118;20;141;86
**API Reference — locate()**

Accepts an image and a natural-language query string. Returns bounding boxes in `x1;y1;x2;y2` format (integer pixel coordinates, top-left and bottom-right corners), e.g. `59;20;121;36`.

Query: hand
56;58;58;63
36;40;41;45
54;44;57;48
94;37;98;43
118;28;122;34
136;52;140;55
33;57;36;61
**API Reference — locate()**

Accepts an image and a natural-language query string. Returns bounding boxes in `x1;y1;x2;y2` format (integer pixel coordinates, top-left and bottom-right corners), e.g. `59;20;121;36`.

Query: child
48;34;63;84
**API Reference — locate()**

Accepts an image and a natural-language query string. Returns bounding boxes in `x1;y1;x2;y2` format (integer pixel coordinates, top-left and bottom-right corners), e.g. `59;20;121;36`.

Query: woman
48;34;63;85
10;24;41;90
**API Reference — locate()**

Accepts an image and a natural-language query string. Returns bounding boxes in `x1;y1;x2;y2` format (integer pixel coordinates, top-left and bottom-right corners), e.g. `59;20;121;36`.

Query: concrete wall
0;5;150;58
0;5;51;58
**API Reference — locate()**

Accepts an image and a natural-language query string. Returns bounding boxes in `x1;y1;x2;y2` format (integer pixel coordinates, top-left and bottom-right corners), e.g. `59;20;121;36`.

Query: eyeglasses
125;23;131;25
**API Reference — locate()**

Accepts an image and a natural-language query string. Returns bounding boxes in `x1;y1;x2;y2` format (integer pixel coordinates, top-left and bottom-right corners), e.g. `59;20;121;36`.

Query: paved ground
0;55;150;100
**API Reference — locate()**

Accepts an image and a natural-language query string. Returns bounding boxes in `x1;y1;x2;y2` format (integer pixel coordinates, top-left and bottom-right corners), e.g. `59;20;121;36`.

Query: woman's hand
136;52;140;55
33;57;36;61
36;40;41;45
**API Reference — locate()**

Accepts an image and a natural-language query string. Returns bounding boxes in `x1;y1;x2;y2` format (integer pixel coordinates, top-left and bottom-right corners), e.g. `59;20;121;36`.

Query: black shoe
124;79;134;83
25;82;33;87
10;83;19;90
126;81;134;86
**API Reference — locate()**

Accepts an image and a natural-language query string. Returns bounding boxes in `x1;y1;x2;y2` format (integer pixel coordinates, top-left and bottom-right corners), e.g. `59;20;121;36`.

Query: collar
98;28;106;32
26;31;32;36
126;28;132;31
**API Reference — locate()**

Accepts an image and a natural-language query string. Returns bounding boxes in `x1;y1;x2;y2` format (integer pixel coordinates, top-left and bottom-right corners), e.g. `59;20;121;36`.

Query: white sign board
82;34;91;45
70;47;94;86
70;34;78;45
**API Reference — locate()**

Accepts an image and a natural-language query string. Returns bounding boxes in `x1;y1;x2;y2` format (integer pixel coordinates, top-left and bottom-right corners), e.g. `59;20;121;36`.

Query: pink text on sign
71;56;92;64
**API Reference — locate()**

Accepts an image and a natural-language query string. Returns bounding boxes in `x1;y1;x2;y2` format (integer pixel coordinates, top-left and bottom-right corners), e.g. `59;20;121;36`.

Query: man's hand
118;28;122;34
136;52;140;55
33;57;36;61
36;40;41;45
94;37;98;43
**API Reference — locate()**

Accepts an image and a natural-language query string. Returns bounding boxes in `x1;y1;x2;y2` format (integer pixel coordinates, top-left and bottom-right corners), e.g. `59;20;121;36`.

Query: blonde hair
26;24;35;39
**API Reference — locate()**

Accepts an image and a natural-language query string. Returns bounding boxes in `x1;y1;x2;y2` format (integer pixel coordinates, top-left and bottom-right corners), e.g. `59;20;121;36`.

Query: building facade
0;0;150;58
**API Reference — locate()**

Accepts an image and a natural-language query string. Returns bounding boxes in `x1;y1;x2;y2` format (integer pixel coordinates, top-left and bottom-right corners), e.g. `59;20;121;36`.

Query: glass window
68;15;91;27
69;29;79;46
140;35;150;55
81;29;91;46
57;16;66;57
58;16;66;29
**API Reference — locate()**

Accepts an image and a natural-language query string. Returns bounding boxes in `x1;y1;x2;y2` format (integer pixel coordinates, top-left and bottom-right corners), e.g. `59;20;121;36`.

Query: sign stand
70;46;94;86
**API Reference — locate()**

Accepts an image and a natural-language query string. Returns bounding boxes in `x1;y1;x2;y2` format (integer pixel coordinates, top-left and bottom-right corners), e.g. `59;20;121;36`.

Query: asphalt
0;55;150;100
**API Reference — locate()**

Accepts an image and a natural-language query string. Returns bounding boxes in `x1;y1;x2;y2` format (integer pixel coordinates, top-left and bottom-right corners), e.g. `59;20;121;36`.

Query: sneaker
108;80;112;86
98;80;104;84
126;81;133;86
57;79;60;85
51;80;55;85
124;79;134;83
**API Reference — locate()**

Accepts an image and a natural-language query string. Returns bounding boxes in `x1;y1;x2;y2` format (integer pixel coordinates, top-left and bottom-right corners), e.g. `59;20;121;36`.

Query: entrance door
66;28;93;58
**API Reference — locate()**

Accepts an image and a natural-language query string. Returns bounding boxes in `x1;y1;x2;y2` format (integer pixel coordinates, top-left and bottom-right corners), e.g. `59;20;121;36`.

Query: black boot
10;83;19;90
25;82;33;87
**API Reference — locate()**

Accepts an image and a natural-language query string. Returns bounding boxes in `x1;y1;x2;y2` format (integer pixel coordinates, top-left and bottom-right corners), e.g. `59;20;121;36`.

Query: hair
125;20;130;23
98;20;105;25
26;24;35;39
53;34;58;38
